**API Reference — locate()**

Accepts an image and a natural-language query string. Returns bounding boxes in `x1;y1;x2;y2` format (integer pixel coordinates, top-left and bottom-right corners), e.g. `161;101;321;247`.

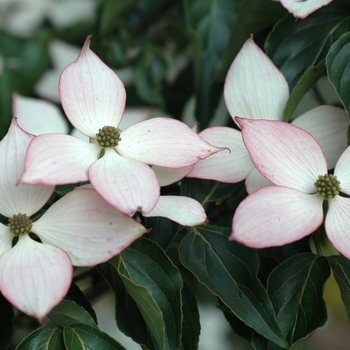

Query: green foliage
266;2;350;91
0;294;13;350
267;254;330;346
282;60;326;122
329;255;350;321
16;325;65;350
326;30;350;142
179;225;288;348
3;0;350;349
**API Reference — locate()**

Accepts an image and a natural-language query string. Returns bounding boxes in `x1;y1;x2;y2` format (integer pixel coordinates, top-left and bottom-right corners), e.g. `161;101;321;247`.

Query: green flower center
96;126;121;148
314;174;341;199
8;213;33;235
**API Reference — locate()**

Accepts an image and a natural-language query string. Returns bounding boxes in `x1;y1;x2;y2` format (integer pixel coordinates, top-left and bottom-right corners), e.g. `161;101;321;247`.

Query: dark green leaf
66;281;97;324
115;237;183;350
282;60;326;122
183;0;240;128
178;225;288;348
16;325;64;350
99;0;138;34
97;262;157;349
18;37;51;92
133;49;166;106
327;31;350;121
252;332;311;350
0;294;13;350
267;253;330;345
63;323;126;350
216;0;287;81
181;286;200;350
144;216;179;250
329;255;350;321
181;178;244;206
266;3;350;91
48;299;97;328
183;0;286;129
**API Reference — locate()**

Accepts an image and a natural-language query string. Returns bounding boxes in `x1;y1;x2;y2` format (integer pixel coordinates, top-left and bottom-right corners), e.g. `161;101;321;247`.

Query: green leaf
115;237;183;350
133;48;166;106
215;0;287;81
267;253;330;345
329;255;350;321
97;262;156;349
48;299;97;328
183;0;240;128
282;60;326;122
0;294;13;350
265;3;350;91
66;281;97;324
16;325;64;350
183;0;286;129
63;323;126;350
99;0;138;34
145;216;179;250
252;332;311;350
178;225;288;348
181;178;244;206
327;31;350;121
181;286;200;350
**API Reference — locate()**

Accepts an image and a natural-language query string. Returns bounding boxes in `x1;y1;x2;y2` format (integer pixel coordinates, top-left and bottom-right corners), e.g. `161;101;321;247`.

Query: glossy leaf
329;255;350;321
178;225;288;348
0;294;13;350
181;178;243;206
282;60;326;122
48;299;97;328
65;281;97;324
97;262;157;349
183;0;240;128
216;0;287;81
115;237;183;350
16;325;64;350
145;216;179;250
327;31;350;123
265;3;350;90
63;323;126;350
267;253;330;345
181;286;200;350
252;332;311;350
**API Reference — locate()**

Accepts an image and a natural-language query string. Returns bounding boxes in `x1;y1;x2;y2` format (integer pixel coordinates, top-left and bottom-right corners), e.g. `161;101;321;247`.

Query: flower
186;36;347;193
13;93;69;135
0;118;148;321
277;0;333;19
19;36;223;216
231;117;350;260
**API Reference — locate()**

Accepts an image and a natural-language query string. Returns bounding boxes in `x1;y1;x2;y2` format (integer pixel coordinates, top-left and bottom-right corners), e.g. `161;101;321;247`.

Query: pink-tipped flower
186;36;347;193
231;118;350;260
0;119;148;321
278;0;332;19
19;36;222;216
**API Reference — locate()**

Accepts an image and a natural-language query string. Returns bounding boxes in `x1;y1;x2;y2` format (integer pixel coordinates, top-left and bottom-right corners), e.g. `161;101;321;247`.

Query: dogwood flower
19;36;222;216
276;0;333;19
186;36;347;193
0;118;147;321
231;118;350;260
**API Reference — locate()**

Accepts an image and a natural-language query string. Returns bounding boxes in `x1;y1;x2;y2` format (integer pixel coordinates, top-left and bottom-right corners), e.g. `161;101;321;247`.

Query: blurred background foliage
0;0;288;140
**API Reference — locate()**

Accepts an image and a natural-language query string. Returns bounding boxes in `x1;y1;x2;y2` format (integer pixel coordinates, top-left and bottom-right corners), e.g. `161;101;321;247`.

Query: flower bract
231;118;350;260
19;36;223;216
0;118;148;321
186;36;347;194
